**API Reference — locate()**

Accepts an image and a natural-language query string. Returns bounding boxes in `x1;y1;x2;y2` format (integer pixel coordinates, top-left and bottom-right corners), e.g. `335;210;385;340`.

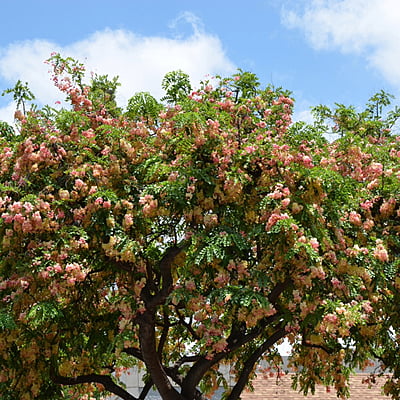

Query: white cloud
0;14;235;123
168;11;205;37
0;101;16;125
281;0;400;88
0;39;63;121
293;108;314;125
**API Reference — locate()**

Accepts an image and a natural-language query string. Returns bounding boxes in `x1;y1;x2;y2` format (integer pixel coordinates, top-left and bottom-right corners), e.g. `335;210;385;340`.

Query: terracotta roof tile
241;373;387;400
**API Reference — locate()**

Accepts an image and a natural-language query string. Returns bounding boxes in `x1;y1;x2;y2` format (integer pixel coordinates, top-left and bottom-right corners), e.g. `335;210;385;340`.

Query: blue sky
1;0;399;124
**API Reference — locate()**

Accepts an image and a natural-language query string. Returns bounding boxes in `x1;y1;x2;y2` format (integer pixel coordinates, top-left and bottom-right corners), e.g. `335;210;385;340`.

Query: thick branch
175;308;200;340
136;246;185;399
180;279;289;399
139;379;154;400
109;258;136;272
158;306;170;357
301;337;333;354
143;246;182;309
138;311;182;400
52;373;138;400
181;354;227;400
226;327;287;400
268;278;292;305
123;347;144;361
174;355;201;367
163;366;208;400
180;316;280;398
129;251;289;400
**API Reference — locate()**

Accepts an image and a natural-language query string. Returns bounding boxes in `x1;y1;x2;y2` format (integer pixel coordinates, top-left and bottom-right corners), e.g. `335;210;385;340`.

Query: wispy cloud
0;12;235;123
168;11;206;37
281;0;400;89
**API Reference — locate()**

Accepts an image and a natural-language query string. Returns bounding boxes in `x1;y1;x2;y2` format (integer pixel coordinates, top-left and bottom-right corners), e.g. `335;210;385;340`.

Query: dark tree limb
226;327;287;400
180;353;227;400
139;379;154;400
175;308;200;340
139;311;182;400
174;355;201;367
301;337;333;354
268;278;292;305
52;373;138;400
179;276;290;398
164;366;208;400
124;255;291;400
137;246;185;399
158;306;170;357
143;246;182;309
123;346;144;361
179;319;272;398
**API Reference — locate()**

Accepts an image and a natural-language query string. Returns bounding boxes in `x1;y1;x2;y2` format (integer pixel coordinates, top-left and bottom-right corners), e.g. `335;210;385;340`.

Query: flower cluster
0;56;399;400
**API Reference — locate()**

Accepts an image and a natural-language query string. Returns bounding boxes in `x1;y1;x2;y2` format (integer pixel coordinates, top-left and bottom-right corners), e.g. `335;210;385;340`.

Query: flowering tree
0;54;400;400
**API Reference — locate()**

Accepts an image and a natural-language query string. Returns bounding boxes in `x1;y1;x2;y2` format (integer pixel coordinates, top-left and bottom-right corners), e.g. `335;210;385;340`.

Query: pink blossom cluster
1;201;43;234
11;137;64;183
373;240;389;262
0;147;13;174
265;212;289;231
0;274;31;303
267;183;291;200
138;194;158;217
349;211;362;226
379;198;396;217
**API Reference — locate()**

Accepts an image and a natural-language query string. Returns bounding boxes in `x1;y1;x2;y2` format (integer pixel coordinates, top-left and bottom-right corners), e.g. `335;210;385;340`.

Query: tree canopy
0;54;400;400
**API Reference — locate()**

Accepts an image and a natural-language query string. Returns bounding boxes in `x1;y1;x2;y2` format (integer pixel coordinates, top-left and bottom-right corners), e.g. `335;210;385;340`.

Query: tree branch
180;312;281;399
268;277;292;305
123;347;144;361
51;373;138;400
175;308;200;340
138;306;182;400
226;326;287;400
143;246;183;309
163;366;208;400
301;339;333;354
158;306;170;357
139;379;154;400
181;353;227;399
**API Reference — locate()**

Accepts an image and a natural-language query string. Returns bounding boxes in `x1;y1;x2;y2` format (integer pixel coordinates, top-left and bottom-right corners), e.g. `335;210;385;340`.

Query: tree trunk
139;312;182;400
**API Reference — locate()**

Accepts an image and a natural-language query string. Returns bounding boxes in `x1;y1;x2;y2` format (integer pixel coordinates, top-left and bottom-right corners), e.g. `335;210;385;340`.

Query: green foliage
0;121;15;140
27;301;64;328
365;90;395;119
161;69;192;103
1;55;400;400
311;89;400;138
89;73;122;117
2;79;35;114
228;69;261;101
0;312;16;330
126;91;163;122
194;229;249;265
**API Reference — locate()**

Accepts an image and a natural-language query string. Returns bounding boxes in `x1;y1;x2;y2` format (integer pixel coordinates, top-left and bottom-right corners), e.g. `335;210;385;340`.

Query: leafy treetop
0;53;400;400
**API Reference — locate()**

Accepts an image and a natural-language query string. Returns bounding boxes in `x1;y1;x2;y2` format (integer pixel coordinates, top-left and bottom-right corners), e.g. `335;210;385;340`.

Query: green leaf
0;313;16;330
27;301;63;327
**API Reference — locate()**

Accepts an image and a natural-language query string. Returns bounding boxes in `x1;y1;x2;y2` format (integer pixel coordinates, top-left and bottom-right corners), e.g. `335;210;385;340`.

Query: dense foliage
0;54;400;400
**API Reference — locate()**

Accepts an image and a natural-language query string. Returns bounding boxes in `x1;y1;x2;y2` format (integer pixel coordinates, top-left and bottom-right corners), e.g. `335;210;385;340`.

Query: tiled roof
107;363;389;399
241;373;388;400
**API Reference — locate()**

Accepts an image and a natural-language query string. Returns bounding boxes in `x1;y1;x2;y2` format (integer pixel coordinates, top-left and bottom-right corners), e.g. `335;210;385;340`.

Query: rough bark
139;312;182;400
138;246;184;400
